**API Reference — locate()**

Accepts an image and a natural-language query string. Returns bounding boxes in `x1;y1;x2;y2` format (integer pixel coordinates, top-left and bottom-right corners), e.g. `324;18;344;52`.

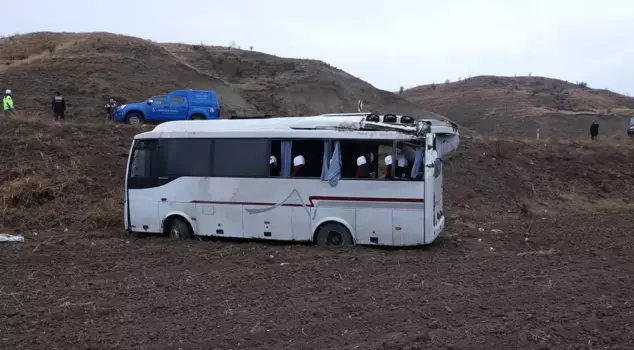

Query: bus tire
127;112;144;125
166;217;193;240
314;222;353;247
190;114;206;120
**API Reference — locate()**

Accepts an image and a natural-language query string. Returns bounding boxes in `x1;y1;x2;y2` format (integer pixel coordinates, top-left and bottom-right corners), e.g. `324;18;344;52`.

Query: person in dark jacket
52;92;66;120
104;98;118;119
590;120;599;140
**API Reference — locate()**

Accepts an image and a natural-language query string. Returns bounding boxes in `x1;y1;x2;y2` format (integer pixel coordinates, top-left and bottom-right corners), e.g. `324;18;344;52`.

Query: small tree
431;83;436;90
399;86;404;94
229;40;237;49
528;72;532;77
445;79;450;84
577;81;588;88
249;46;254;51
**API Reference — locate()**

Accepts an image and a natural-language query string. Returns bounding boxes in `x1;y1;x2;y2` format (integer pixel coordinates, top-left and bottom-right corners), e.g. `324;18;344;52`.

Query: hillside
0;32;436;119
402;76;634;138
1;115;633;349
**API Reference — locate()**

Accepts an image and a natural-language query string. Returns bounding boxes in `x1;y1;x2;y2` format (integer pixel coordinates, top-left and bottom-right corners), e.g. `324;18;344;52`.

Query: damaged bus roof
134;113;459;140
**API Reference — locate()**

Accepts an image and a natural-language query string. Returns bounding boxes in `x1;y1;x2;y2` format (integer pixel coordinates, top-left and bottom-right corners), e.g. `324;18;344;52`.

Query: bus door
126;139;162;233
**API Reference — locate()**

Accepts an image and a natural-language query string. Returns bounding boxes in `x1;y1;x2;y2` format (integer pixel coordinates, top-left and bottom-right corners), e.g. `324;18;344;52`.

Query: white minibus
124;113;459;246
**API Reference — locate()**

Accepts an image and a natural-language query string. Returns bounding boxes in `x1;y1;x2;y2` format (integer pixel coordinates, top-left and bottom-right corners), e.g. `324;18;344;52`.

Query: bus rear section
123;115;459;246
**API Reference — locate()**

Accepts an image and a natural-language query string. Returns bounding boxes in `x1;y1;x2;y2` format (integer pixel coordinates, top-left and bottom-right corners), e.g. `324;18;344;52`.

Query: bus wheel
315;222;353;246
190;114;206;120
167;217;193;240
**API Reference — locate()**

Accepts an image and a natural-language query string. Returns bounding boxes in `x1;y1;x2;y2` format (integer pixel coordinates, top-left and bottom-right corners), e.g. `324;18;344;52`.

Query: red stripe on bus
190;196;423;207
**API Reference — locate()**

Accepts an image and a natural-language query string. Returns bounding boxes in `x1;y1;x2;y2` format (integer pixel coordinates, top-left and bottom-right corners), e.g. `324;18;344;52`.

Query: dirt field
1;212;632;349
1;115;633;349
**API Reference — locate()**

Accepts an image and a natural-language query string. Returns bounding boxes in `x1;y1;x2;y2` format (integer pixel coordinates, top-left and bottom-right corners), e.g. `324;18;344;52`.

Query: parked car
628;116;634;137
112;89;220;124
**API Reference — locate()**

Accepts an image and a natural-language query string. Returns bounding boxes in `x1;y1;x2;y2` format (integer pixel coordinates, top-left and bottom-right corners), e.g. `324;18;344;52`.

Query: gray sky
3;0;633;95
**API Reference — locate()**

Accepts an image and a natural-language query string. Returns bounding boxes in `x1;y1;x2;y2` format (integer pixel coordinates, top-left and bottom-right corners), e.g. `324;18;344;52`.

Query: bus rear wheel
190;114;206;120
167;217;193;240
315;222;353;247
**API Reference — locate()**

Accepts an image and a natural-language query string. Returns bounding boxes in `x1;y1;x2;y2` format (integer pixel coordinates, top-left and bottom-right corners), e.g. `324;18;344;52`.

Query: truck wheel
314;222;353;246
167;217;193;240
127;113;143;125
190;114;206;120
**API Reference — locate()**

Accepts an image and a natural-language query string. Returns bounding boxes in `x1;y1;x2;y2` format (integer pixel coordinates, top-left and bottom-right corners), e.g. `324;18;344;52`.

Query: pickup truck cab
113;89;220;124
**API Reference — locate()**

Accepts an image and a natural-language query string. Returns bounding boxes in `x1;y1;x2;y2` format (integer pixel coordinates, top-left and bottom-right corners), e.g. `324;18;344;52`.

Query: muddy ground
1;118;633;349
1;210;633;350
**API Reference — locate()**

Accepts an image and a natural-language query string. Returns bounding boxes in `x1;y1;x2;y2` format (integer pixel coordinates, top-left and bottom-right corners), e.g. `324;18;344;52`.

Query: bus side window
378;143;393;180
270;140;281;177
394;141;428;181
340;140;381;179
212;138;270;178
130;139;159;178
164;138;213;177
290;139;324;178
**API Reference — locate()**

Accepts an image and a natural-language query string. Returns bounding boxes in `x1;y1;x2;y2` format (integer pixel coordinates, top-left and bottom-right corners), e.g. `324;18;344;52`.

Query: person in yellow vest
3;89;14;115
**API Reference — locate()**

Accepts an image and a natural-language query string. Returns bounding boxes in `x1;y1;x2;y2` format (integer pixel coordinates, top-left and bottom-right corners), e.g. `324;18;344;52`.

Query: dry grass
0;113;137;231
0;31;431;120
403;75;634;139
446;137;634;221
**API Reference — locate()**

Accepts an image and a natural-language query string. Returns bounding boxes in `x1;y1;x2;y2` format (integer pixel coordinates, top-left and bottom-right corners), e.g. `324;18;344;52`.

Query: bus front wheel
314;222;353;247
167;217;193;240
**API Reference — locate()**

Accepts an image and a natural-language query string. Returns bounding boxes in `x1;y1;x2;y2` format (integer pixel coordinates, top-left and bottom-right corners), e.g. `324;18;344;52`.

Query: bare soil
1;212;632;349
1;116;633;349
0;32;431;119
402;76;634;138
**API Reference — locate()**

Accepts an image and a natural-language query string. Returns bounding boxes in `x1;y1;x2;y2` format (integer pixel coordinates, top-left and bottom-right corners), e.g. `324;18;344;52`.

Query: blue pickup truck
113;89;220;124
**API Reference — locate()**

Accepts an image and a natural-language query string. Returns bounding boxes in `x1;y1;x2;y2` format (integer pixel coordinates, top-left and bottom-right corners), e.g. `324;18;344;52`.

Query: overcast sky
2;0;633;95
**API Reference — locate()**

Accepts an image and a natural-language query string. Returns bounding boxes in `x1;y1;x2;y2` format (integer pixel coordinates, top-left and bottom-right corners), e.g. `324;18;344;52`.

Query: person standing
104;98;118;120
3;89;14;115
52;92;66;120
590;120;599;140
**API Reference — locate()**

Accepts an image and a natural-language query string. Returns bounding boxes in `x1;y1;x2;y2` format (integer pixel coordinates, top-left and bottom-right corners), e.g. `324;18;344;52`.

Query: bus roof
134;113;459;140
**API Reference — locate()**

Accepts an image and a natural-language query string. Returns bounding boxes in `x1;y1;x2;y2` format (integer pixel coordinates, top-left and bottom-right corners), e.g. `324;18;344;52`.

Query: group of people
268;152;415;180
1;89;120;120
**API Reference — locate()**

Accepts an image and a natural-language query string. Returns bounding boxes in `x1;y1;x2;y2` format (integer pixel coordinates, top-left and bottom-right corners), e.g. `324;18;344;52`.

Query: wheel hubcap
326;231;342;245
170;227;180;239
